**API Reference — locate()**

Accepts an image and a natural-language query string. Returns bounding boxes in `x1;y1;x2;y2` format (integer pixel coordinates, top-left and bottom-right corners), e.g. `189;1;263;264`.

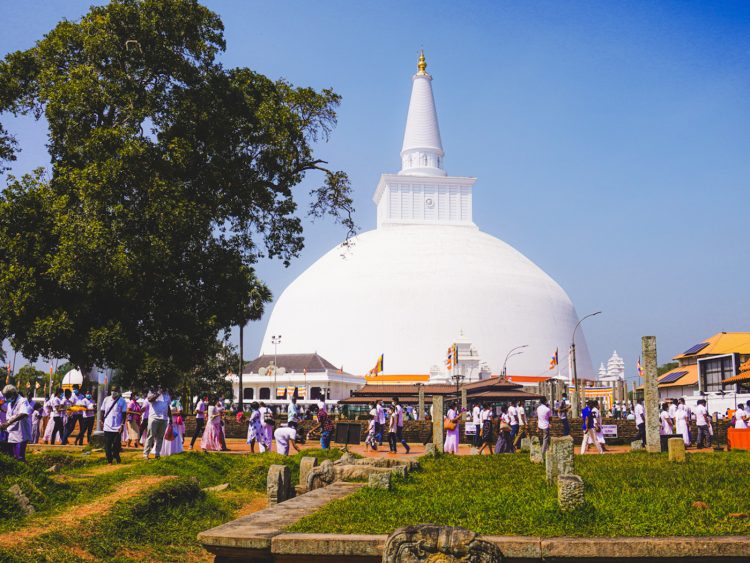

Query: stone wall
181;415;730;445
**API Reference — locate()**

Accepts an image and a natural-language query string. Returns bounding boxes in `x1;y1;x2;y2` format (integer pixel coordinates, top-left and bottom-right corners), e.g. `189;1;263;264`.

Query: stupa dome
261;53;593;378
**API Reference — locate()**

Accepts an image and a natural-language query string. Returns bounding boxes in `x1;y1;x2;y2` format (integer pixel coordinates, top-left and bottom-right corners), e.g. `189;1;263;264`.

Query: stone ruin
545;435;575;484
668;437;686;463
557;474;585;512
382;524;503;562
529;436;543;464
269;453;418;504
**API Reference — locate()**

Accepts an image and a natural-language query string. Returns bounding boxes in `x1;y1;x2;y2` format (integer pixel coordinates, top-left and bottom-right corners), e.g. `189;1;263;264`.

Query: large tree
0;0;354;387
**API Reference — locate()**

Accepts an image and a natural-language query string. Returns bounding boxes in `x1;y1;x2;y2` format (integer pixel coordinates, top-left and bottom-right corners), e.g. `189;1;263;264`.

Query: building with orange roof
652;332;750;413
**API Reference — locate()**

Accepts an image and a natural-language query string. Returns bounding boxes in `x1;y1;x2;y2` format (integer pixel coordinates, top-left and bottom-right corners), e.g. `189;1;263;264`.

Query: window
700;355;735;392
243;388;254;400
310;386;323;400
259;387;270;400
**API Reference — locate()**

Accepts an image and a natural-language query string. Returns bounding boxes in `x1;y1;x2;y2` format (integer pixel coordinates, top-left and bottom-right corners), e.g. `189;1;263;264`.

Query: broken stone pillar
307;459;336;491
267;464;292;505
530;436;543;464
368;471;392;490
642;336;661;453
668;437;686;462
432;395;444;453
460;388;467;411
418;385;425;422
520;437;531;452
424;443;436;457
558;474;585;512
545;436;575;484
630;440;644;451
298;456;318;492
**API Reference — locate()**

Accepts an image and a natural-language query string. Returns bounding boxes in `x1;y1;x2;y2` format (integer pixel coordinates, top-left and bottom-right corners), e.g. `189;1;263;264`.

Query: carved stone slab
382;524;503;563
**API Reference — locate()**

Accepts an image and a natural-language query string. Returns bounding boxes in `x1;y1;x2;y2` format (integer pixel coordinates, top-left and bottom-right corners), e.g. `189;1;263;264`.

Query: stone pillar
557;474;585;512
298;456;318;492
418;385;425;421
460;388;467;411
530;436;543;464
267;464;292;505
642;336;661;453
545;435;575;484
432;395;444;453
668;437;686;462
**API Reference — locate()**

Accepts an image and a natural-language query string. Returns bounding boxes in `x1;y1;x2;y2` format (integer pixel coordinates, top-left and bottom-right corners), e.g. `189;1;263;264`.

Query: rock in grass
8;484;35;515
668;438;686;463
630;440;644;451
203;483;229;492
520;438;531;452
368;471;392;490
728;513;749;519
45;464;59;473
692;501;709;510
557;474;584;512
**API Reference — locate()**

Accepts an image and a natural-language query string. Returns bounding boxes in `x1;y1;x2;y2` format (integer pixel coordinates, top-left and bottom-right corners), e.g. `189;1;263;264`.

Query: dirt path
0;475;174;548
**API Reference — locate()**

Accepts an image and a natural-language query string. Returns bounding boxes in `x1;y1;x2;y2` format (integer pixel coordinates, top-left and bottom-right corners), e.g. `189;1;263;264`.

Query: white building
229;353;364;408
598;351;625;386
262;52;594;379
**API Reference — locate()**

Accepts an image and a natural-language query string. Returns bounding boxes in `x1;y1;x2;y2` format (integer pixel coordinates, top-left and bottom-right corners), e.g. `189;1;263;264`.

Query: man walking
536;397;552;458
143;387;170;460
101;386;127;464
471;402;482;448
694;399;710;448
190;394;208;450
0;386;32;462
581;400;604;454
75;392;96;445
514;401;527;449
634;398;646;447
392;397;410;454
558;394;571;436
508;401;519;447
377;400;386;446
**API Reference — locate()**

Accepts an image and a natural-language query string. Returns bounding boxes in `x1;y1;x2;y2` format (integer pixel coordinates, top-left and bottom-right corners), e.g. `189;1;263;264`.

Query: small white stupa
262;52;594;377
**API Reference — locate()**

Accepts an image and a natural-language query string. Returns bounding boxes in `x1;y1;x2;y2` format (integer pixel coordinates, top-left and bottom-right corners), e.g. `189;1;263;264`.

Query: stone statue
382;525;503;563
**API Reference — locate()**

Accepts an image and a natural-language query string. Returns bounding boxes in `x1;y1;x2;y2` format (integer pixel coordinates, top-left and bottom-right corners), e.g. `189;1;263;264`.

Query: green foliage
0;0;354;387
0;453;70;520
658;362;679;376
289;451;750;537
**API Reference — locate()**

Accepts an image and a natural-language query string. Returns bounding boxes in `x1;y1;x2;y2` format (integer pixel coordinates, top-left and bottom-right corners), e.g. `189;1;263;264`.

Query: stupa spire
399;50;446;177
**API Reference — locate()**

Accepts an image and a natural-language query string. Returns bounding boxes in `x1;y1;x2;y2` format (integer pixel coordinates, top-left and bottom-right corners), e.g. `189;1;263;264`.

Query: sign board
464;423;477;436
334;423;362;446
601;424;618;438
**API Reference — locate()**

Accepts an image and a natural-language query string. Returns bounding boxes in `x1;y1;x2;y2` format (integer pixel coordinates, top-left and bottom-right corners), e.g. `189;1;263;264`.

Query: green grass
288;451;750;537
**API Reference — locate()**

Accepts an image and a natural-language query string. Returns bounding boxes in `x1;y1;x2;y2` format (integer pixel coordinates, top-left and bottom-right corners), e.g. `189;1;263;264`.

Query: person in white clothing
634;399;646;447
274;425;301;456
143;388;171;460
694;399;711;448
0;386;32;462
675;401;690;446
660;403;674;435
735;405;749;429
100;386;127;464
536;397;552;457
471;403;482;448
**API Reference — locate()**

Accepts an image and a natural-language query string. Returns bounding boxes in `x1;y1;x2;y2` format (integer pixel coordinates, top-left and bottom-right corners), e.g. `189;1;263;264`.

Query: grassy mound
288;450;750;537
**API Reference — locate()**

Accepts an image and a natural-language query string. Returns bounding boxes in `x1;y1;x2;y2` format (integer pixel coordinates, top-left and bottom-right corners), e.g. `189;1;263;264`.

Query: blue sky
2;1;749;383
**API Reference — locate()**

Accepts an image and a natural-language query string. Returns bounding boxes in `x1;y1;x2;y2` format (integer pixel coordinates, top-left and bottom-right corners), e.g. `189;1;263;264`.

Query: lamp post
502;345;528;378
271;335;281;404
451;373;465;413
571;311;602;417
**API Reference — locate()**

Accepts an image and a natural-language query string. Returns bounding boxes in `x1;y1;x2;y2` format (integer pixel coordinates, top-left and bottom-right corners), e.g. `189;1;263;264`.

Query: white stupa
262;52;594;378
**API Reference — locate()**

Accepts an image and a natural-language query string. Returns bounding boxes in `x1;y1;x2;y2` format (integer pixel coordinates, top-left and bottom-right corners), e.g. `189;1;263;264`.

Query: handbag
175;415;184;426
444;417;457;431
164;423;174;441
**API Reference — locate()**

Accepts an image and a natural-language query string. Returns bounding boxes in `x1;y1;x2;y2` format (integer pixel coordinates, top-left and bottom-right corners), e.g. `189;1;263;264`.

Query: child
365;413;378;451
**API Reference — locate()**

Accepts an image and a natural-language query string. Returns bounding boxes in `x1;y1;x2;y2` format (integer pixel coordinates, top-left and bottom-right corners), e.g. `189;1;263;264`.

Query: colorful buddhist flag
446;346;453;370
453;343;459;366
549;348;559;370
296;387;306;399
637;357;644;377
276;387;286;398
369;354;384;376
